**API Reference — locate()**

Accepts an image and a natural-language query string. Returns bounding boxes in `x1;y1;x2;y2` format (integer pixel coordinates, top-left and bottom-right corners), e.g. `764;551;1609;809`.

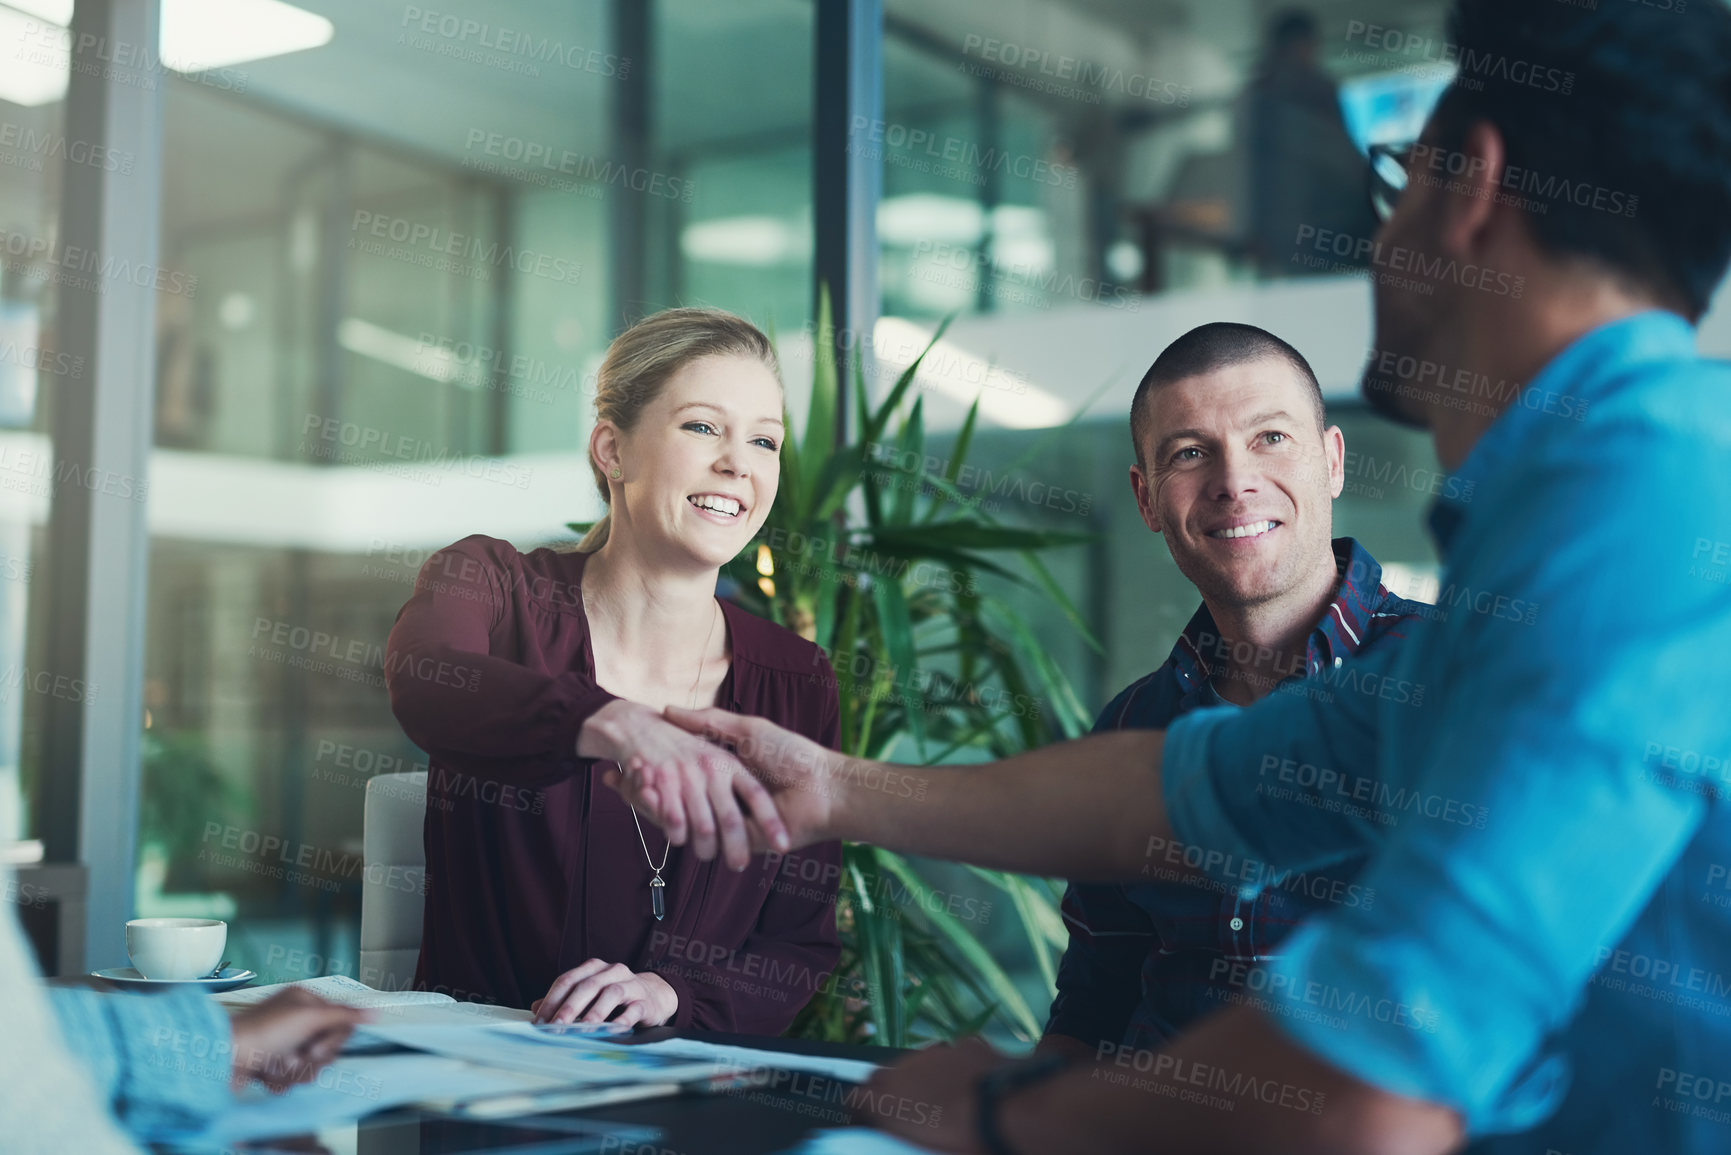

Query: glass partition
127;0;816;983
0;0;71;847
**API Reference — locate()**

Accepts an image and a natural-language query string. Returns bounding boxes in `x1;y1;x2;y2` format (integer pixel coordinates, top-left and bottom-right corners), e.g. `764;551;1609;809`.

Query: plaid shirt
1045;538;1431;1053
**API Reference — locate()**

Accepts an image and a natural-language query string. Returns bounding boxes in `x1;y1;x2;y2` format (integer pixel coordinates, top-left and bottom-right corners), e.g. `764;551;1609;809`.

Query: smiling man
1041;323;1428;1063
1131;325;1352;709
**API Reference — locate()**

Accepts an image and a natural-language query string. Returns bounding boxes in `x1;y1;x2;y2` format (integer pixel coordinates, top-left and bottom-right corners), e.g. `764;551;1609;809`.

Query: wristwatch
976;1053;1070;1155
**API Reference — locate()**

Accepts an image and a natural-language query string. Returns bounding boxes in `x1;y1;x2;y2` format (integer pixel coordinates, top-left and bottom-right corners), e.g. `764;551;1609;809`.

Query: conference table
155;1027;912;1155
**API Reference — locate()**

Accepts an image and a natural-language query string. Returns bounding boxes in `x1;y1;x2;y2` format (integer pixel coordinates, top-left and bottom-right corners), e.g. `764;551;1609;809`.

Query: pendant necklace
628;597;719;922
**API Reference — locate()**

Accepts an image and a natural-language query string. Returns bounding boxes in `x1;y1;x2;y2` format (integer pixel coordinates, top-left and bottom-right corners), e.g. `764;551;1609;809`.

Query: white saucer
90;966;258;992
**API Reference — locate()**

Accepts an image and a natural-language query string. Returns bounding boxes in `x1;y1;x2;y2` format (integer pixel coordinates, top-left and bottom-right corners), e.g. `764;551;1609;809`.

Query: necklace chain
624;596;719;877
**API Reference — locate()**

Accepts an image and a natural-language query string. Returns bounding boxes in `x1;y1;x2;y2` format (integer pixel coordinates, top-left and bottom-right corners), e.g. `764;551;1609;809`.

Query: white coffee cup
125;917;227;981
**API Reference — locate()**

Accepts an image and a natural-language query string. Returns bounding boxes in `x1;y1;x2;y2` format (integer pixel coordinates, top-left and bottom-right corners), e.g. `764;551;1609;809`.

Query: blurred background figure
1242;9;1380;277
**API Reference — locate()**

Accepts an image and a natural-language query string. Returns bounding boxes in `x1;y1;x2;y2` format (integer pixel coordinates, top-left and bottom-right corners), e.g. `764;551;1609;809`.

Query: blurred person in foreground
0;882;365;1151
617;1;1731;1152
1036;322;1429;1063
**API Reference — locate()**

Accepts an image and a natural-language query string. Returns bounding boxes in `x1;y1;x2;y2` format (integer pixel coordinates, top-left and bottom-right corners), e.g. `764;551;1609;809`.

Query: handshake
577;700;856;870
577;699;1170;885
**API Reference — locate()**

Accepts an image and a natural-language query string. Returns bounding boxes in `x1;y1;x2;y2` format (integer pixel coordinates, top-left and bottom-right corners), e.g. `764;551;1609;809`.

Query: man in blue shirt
630;1;1731;1151
1041;323;1429;1060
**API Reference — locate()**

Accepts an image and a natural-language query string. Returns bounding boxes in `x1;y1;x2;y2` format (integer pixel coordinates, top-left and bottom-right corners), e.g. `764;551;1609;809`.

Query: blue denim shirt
1046;539;1428;1053
49;984;233;1142
1164;311;1731;1151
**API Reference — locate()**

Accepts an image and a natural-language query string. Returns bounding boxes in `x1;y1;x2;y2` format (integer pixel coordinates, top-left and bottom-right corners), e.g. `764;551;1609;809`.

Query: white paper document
194;1053;568;1143
358;1021;737;1085
216;974;444;1008
217;974;532;1024
629;1036;880;1085
361;1020;880;1086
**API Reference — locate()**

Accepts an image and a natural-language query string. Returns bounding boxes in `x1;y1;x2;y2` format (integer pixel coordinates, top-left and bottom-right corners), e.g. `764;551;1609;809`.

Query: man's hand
633;711;1172;883
605;705;841;863
531;960;678;1028
581;699;788;870
228;988;371;1093
863;1008;1465;1155
855;1036;1009;1153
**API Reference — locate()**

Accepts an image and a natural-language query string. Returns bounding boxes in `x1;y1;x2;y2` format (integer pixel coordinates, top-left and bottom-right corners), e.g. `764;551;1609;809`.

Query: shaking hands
592;703;843;867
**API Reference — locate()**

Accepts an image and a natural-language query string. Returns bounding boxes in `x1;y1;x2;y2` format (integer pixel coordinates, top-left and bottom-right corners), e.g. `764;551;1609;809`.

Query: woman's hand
580;698;789;870
620;706;838;857
531;960;678;1028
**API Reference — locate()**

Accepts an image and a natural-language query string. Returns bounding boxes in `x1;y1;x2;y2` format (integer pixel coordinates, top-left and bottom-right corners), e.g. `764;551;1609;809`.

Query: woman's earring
609;467;622;480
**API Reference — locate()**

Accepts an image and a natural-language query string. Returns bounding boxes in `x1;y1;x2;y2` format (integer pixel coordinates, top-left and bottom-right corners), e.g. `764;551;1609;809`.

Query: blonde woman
385;309;842;1031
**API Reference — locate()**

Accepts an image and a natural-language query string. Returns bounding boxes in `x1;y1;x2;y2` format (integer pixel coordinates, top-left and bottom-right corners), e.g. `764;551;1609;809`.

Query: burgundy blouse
383;534;843;1033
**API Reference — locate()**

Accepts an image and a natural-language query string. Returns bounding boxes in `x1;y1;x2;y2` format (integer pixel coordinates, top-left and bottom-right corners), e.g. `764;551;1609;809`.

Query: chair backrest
359;771;427;991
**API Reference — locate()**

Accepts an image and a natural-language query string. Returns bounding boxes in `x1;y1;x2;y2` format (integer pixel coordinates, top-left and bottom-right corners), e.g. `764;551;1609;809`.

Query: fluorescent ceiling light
680;216;808;267
0;9;68;106
991;204;1045;236
337;317;481;389
878;194;983;248
1;0;72;23
0;0;331;107
217;292;257;330
161;0;333;72
991;235;1055;273
872;317;1072;431
879;199;1049;249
